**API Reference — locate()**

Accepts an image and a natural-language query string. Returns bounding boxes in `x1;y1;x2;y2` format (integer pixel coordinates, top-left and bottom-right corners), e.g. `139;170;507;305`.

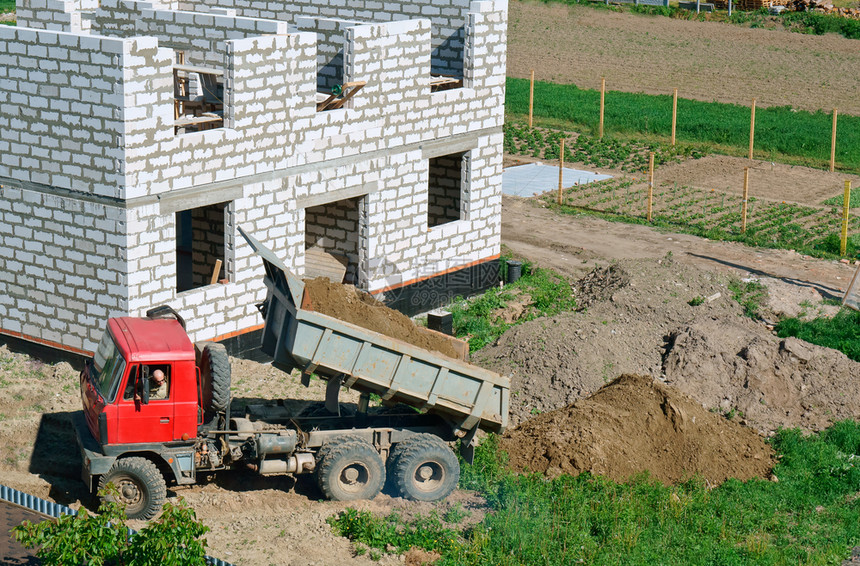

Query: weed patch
728;278;770;319
449;258;576;351
776;308;860;362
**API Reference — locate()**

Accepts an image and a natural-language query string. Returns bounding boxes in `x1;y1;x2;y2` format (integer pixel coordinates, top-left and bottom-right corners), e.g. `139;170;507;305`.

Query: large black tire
199;342;231;413
316;437;385;501
388;435;459;501
98;457;167;520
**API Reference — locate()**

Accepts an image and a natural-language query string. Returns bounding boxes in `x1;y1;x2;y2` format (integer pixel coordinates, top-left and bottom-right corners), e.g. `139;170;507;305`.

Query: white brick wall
2;0;506;353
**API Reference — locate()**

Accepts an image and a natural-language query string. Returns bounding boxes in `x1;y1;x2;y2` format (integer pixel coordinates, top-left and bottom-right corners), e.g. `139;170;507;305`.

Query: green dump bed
242;229;510;437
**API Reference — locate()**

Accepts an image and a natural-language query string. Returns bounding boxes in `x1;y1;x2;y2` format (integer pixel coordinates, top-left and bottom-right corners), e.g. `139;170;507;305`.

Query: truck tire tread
389;435;458;501
98;456;166;520
200;342;231;414
317;438;385;501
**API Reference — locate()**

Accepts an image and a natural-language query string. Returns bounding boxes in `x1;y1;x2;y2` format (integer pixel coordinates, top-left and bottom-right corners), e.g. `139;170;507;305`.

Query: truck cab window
146;365;170;401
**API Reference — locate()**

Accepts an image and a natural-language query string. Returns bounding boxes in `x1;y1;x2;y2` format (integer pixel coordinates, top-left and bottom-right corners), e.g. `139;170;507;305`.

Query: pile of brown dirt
303;277;460;359
663;318;860;434
499;374;774;485
476;257;739;425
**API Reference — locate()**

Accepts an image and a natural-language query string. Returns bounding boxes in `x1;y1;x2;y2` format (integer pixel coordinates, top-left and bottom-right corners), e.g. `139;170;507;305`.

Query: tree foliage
12;487;209;566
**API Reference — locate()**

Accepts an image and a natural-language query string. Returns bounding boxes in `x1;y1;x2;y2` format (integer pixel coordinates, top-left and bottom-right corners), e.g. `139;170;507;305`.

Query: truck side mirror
140;367;150;405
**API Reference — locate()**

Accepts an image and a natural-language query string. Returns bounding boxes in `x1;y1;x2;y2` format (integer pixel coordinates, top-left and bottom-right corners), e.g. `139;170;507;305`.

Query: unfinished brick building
0;0;506;357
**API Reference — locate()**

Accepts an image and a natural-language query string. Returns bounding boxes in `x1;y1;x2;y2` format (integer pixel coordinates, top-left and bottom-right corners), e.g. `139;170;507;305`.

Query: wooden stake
841;180;851;257
647;152;654;222
557;138;565;205
528;69;534;129
830;108;838;173
210;259;223;285
748;98;756;161
599;77;606;139
671;88;678;147
742;167;750;233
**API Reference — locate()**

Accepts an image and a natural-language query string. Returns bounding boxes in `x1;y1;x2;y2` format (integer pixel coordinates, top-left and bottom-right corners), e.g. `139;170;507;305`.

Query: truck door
115;364;175;444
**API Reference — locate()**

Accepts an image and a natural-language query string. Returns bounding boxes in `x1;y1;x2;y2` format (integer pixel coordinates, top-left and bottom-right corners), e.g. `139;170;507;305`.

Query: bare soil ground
2;198;859;563
507;0;860;114
653;155;860;205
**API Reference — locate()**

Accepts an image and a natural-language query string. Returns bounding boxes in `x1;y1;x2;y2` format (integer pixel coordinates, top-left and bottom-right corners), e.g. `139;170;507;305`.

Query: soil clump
500;374;774;485
303;277;460;359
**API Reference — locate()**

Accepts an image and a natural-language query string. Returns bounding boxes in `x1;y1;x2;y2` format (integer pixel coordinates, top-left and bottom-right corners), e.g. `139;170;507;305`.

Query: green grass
448;258;576;351
331;423;860;565
507;79;860;173
776;308;860;362
728;278;770;319
0;0;13;13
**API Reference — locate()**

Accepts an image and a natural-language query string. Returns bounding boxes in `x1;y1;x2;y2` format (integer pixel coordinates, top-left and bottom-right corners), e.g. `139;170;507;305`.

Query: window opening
428;152;467;227
304;197;361;284
174;62;224;134
317;81;366;112
176;202;232;292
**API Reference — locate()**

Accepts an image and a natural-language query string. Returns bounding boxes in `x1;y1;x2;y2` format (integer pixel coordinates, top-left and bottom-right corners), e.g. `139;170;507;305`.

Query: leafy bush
328;508;463;555
13;490;209;566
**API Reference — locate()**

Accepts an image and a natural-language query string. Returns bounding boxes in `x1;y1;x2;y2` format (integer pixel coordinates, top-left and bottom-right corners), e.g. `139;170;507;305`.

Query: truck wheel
389;435;459;501
98;457;166;520
317;438;385;501
199;342;231;413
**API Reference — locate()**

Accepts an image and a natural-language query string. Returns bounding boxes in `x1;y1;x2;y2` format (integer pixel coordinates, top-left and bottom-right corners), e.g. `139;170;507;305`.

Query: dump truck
73;229;510;519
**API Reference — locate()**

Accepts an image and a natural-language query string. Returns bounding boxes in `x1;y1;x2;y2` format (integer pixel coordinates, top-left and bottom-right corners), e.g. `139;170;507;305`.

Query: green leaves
12;489;209;566
126;501;210;566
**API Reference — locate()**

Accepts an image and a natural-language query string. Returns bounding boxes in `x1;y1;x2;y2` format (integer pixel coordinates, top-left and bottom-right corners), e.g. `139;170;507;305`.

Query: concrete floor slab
502;163;612;197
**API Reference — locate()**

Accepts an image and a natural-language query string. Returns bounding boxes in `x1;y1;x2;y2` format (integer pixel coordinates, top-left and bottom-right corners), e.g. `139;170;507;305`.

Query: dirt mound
476;257;739;425
303;277;460;359
500;374;774;485
476;256;860;434
663;318;860;434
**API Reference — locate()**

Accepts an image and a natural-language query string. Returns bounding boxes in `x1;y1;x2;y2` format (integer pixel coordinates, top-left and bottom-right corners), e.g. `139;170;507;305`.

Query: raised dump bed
241;228;510;438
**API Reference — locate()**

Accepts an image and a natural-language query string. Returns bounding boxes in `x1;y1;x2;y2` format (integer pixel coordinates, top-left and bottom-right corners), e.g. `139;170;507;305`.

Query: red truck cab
81;316;199;445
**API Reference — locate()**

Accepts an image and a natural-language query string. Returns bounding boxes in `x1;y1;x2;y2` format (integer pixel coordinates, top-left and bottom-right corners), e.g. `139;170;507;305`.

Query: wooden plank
175;114;222;128
304;247;348;283
173;64;224;76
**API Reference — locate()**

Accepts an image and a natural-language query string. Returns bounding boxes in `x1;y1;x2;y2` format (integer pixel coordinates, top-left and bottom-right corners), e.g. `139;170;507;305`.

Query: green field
507;79;860;173
332;422;860;565
544;176;860;260
0;0;14;13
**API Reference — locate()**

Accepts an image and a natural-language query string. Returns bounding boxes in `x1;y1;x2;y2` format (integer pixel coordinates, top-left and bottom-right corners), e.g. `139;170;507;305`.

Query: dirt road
502;194;856;300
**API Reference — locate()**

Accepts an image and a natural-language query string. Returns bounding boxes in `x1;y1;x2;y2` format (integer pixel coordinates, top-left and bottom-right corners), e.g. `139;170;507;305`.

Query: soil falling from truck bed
500;374;774;485
303;277;461;359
